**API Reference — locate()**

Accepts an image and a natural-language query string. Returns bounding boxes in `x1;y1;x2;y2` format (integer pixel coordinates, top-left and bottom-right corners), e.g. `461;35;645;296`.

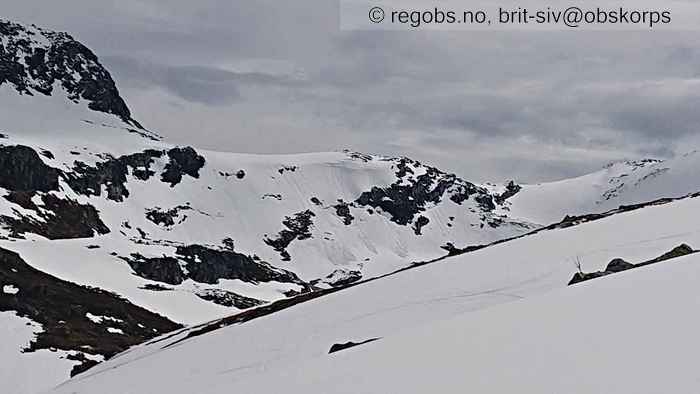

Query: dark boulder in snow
605;258;634;273
328;338;381;354
413;215;430;235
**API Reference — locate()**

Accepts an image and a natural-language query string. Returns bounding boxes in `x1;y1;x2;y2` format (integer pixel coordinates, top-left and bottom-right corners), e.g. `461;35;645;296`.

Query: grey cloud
4;1;700;182
103;56;304;105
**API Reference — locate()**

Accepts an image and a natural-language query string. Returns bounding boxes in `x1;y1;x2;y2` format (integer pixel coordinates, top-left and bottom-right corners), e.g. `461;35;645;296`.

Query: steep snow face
48;194;700;394
509;155;700;224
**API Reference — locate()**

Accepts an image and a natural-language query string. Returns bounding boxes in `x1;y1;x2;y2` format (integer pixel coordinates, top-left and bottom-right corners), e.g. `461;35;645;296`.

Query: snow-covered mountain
49;186;700;394
508;155;700;224
0;18;541;392
2;18;700;394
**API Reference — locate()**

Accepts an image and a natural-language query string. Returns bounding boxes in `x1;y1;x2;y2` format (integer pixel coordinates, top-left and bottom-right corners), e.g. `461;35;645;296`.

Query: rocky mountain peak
0;19;147;132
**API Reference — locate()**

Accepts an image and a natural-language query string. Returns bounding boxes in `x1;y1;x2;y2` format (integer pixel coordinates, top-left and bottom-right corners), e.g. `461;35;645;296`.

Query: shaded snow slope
49;194;700;394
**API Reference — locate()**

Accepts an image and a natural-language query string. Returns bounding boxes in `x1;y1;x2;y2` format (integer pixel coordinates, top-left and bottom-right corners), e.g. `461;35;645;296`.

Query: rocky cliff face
0;18;157;139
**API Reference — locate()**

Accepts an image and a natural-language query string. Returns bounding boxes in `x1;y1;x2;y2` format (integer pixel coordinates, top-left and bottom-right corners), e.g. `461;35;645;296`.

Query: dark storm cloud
4;1;700;182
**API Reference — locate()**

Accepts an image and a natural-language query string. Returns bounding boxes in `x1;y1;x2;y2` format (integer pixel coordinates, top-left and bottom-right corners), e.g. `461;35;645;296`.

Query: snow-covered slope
48;194;700;394
128;251;700;394
0;312;79;394
509;156;700;223
0;133;537;321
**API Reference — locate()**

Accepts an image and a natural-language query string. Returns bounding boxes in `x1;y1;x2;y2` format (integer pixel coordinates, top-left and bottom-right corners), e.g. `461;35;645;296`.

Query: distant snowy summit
510;153;700;224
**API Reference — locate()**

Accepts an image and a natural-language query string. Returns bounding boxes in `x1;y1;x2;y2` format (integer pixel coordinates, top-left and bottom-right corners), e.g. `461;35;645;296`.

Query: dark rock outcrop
0;145;59;192
1;194;110;239
121;244;308;289
0;19;146;129
277;165;297;175
0;247;181;375
65;147;205;201
569;244;696;285
334;200;354;225
176;244;304;285
322;269;362;287
328;338;381;354
65;149;164;202
639;244;694;267
161;147;206;187
264;210;316;261
413;215;430;235
195;289;266;309
355;157;497;227
121;254;185;285
145;205;191;228
494;181;522;204
605;258;634;273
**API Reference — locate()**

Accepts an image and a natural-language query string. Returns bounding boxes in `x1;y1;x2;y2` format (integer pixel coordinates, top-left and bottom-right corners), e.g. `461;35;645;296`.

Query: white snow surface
48;194;700;394
0;312;77;394
509;155;700;224
173;253;700;394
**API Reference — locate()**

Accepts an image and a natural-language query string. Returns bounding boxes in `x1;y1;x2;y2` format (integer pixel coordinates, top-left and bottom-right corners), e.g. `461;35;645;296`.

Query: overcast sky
6;0;700;182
